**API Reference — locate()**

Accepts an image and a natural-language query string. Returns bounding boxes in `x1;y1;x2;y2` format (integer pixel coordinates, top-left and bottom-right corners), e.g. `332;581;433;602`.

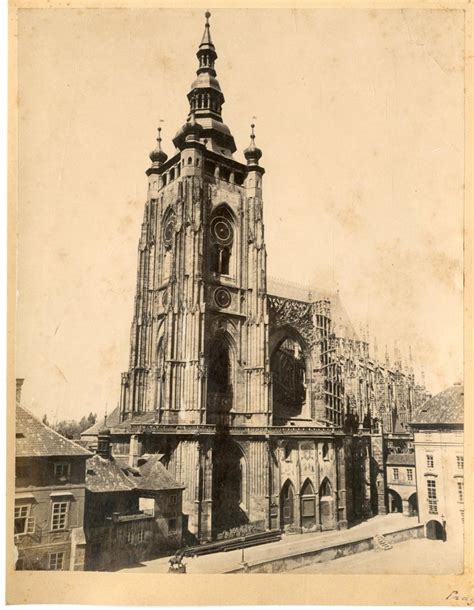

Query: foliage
42;412;97;440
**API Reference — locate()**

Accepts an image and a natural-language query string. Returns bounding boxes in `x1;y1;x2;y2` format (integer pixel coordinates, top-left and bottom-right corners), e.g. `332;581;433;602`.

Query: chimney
16;379;24;404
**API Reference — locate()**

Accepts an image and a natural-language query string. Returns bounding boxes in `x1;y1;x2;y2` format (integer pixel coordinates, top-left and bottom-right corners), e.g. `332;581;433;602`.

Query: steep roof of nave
267;276;359;341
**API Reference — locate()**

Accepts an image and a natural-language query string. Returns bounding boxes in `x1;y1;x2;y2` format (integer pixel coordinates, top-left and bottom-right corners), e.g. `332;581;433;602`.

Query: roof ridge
17;404;92;456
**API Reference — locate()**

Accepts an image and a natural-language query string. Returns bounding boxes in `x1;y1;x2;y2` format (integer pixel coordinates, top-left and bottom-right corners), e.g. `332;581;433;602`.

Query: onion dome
181;111;204;142
244;124;263;165
149;127;168;165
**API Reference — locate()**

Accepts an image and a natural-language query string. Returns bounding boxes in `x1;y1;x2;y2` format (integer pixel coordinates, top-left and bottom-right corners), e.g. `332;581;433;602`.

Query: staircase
373;534;393;551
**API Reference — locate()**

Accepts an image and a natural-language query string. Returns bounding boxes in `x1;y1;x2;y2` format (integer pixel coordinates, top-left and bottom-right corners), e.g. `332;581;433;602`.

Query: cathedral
108;12;428;542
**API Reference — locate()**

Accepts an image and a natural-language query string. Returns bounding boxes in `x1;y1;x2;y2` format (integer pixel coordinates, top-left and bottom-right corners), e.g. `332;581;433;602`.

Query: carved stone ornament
268;296;320;350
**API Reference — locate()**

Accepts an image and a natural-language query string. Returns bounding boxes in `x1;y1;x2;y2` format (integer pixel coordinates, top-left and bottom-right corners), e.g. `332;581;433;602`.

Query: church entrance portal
212;436;248;537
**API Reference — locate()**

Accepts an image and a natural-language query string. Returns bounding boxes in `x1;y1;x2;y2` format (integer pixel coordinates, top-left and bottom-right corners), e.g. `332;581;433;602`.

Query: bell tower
119;12;271;538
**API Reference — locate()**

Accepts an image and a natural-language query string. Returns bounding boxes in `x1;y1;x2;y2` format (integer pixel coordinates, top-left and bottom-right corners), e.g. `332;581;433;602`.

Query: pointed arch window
209;206;235;277
320;478;332;498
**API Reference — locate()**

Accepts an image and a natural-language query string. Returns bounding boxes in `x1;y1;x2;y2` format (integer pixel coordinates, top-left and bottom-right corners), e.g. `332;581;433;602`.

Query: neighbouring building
82;12;428;542
15;383;92;571
410;383;464;542
84;426;184;571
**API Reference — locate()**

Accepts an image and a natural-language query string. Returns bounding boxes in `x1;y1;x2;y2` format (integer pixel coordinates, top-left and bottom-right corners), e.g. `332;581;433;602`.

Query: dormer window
54;463;70;481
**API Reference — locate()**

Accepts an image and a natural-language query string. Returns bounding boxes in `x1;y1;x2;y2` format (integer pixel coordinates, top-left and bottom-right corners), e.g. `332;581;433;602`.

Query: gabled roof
81;406;121;437
124;454;185;491
411;384;463;426
16;405;92;458
86;454;136;493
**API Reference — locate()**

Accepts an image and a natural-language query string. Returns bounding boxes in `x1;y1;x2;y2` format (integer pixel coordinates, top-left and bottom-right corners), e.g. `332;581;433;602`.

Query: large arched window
209;206;235;277
207;333;234;421
271;336;307;423
161;209;175;284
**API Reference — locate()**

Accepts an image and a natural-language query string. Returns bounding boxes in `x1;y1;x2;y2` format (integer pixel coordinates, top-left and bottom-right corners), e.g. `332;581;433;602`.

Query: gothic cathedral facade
111;13;427;541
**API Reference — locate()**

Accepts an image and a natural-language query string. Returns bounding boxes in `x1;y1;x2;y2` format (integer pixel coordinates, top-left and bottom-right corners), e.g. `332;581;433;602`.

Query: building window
54;463;70;479
16;462;28;479
457;481;464;502
168;518;177;534
136;529;145;543
322;443;329;461
14;505;31;535
427;480;437;514
168;494;177;506
126;529;133;544
51;502;69;531
393;468;399;481
49;552;65;571
407;468;413;482
426;454;434;468
457;456;464;470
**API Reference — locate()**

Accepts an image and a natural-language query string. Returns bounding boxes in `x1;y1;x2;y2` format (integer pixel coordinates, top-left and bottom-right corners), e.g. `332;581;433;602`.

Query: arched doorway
408;493;418;517
426;519;445;541
271;333;308;424
388;489;403;513
319;478;335;530
300;479;316;530
212;436;248;536
280;480;296;530
207;333;234;425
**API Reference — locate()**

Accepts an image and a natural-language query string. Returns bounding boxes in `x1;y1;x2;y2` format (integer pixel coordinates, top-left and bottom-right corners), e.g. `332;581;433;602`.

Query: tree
54;412;98;440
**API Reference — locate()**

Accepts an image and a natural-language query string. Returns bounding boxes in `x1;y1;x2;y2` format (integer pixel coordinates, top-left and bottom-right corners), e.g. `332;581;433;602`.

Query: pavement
119;513;419;574
289;536;464;575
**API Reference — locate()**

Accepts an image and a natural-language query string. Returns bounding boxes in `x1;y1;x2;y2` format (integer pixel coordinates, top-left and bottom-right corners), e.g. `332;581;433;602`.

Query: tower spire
173;11;236;156
200;10;213;48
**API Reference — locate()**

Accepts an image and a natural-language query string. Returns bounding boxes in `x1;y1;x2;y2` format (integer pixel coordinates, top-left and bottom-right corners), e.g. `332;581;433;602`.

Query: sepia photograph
7;2;471;605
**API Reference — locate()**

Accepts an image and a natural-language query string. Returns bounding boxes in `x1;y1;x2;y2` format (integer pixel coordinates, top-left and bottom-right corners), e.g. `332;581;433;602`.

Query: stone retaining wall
226;524;424;573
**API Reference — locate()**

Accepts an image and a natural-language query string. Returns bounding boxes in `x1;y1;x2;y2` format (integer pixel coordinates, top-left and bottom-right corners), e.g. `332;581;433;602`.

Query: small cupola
181;111;204;143
97;423;111;460
149;127;168;166
244;124;263;166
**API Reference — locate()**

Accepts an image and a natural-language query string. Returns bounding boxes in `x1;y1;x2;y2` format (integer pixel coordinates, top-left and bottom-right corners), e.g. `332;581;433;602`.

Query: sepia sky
16;7;464;422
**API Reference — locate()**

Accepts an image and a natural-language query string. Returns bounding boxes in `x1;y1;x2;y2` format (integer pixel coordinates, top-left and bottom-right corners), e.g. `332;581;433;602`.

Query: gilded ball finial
205;10;211;22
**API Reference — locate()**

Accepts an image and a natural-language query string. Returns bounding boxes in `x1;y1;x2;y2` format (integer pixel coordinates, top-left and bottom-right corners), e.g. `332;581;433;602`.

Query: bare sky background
16;8;464;422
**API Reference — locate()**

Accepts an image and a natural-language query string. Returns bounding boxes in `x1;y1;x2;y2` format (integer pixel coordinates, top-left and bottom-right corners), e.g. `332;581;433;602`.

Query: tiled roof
86;454;136;493
411;384;463;425
126;455;185;491
386;453;415;466
81;406;121;437
16;405;92;458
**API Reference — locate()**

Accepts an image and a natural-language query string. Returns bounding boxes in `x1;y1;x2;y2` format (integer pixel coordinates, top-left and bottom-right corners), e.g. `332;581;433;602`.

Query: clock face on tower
211;216;233;246
214;287;232;309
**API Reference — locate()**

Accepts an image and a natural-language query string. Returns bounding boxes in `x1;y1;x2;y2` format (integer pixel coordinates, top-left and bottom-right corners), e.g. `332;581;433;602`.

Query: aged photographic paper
7;1;472;605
